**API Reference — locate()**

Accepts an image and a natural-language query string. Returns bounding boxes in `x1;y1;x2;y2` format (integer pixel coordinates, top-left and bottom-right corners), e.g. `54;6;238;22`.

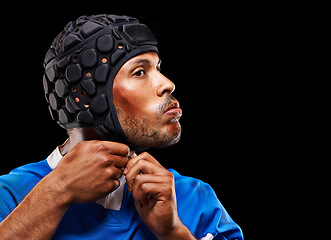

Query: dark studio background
0;2;291;238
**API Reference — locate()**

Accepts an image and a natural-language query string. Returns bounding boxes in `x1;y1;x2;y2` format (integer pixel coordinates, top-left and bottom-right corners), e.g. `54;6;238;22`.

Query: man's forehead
126;52;161;66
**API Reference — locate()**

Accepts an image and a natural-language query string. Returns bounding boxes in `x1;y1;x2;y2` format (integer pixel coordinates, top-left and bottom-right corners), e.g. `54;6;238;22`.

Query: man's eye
133;70;145;77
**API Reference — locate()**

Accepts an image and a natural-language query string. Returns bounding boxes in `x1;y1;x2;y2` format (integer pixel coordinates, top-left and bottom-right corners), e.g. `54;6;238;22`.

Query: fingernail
128;151;135;159
123;168;128;175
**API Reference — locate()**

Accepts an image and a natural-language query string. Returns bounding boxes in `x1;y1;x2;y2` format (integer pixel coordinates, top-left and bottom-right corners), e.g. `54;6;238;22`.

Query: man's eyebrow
133;59;151;64
130;58;162;65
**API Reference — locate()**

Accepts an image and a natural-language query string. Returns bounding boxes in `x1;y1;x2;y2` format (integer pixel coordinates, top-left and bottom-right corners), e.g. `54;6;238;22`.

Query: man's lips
164;101;182;117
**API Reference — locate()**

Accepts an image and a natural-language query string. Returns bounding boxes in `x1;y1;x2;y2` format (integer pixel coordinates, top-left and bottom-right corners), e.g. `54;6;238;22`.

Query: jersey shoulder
0;160;51;220
169;169;218;204
168;169;243;240
168;169;221;237
0;160;51;188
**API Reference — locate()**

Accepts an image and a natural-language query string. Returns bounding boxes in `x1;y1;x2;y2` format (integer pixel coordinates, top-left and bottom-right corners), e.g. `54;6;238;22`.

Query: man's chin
153;133;181;149
155;123;181;148
128;125;182;150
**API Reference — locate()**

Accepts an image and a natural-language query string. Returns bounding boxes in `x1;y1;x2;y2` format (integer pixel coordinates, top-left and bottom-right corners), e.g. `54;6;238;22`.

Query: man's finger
110;155;129;169
125;160;163;190
124;152;162;174
132;181;173;205
92;140;130;157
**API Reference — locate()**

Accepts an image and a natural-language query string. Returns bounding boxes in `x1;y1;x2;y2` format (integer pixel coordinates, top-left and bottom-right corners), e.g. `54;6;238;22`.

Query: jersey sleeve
0;161;50;222
198;182;243;240
170;169;243;240
0;178;19;222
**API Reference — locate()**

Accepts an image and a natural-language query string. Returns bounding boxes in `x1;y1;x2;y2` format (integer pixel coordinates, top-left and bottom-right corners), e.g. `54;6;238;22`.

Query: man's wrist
40;171;73;209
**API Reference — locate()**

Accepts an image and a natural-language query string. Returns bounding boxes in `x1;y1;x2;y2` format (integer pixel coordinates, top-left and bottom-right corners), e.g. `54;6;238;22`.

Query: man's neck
60;128;136;158
60;128;103;155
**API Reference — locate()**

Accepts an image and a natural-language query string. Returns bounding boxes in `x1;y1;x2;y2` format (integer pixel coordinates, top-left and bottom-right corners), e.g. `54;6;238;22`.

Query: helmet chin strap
61;127;148;155
43;14;158;151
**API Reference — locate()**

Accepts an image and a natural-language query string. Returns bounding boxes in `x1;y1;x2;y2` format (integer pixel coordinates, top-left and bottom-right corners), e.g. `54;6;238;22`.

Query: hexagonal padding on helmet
43;14;158;147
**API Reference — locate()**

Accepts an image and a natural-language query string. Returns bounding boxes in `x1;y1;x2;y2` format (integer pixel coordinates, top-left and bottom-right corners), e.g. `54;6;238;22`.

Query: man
0;14;243;239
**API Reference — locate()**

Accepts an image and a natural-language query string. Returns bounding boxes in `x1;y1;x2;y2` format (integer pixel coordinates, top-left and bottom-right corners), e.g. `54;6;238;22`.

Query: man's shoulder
0;160;52;220
168;169;220;208
169;169;217;194
0;159;51;193
0;160;52;184
168;169;230;238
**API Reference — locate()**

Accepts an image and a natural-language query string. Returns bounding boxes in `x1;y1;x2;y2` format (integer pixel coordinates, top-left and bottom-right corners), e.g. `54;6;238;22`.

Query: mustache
159;95;178;112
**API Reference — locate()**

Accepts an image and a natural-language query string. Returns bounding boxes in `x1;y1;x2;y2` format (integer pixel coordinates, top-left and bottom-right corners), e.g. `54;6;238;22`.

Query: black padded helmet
43;14;158;148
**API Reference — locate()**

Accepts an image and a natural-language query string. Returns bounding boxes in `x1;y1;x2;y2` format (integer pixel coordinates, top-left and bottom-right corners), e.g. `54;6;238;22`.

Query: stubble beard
115;106;181;148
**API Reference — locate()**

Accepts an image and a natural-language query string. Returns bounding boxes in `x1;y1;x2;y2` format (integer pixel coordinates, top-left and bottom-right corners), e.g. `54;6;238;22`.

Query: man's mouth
164;101;182;118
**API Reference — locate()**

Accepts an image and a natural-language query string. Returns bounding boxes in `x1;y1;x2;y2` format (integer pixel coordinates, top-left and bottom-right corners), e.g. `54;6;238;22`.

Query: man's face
113;52;182;148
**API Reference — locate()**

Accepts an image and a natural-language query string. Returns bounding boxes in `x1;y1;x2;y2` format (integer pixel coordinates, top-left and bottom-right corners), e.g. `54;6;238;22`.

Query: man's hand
0;140;130;240
123;152;196;240
51;140;130;205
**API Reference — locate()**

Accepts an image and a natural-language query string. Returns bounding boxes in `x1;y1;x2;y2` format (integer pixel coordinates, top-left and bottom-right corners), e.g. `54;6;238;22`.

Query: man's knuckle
165;171;174;179
94;142;107;152
135;174;143;181
106;180;117;191
95;154;110;165
104;168;113;176
140;152;150;158
140;183;148;192
135;159;144;167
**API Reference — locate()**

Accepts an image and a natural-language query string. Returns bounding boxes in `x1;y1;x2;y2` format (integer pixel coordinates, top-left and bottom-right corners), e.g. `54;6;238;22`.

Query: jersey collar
46;144;125;211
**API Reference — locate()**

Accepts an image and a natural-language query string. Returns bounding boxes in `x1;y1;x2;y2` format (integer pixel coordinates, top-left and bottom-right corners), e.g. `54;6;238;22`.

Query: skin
0;52;196;239
113;51;182;148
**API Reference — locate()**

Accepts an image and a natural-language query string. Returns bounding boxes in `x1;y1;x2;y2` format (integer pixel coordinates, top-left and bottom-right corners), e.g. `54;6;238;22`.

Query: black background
0;2;293;238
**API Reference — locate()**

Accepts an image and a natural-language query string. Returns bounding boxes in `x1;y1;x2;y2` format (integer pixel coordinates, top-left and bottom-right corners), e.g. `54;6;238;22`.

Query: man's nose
155;72;175;97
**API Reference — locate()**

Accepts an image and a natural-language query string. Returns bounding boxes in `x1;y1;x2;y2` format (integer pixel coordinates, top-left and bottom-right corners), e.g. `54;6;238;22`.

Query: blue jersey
0;159;243;239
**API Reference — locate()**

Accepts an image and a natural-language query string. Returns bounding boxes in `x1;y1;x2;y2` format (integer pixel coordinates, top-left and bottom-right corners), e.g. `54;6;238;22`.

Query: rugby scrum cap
43;14;158;148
